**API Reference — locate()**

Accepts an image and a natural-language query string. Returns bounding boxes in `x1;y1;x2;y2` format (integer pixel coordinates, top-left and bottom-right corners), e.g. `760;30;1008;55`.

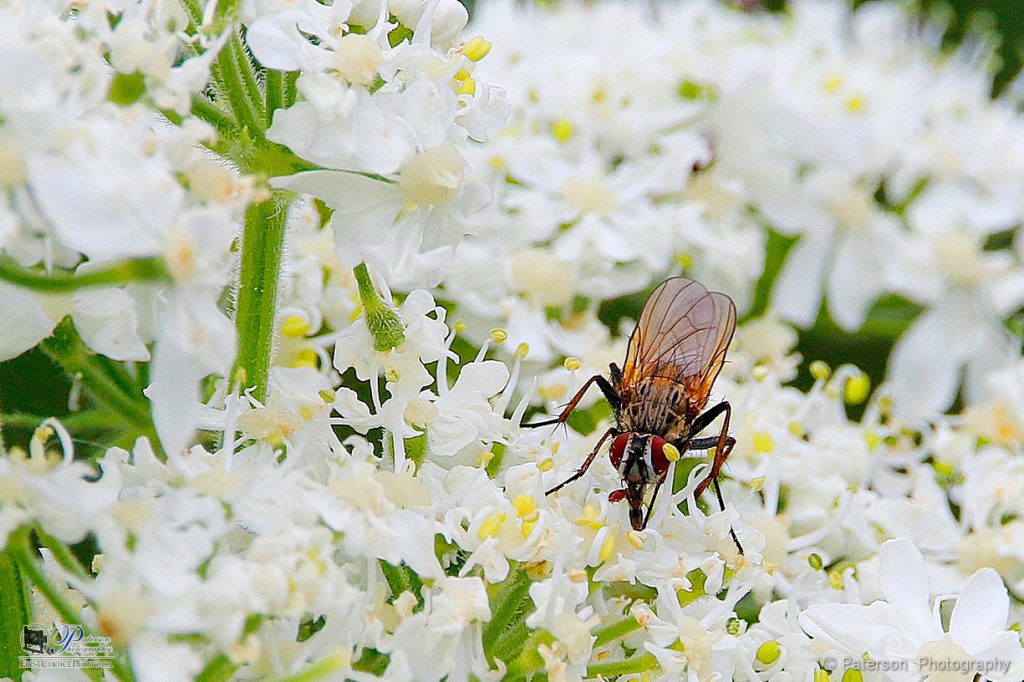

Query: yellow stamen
551;119;574;142
477;513;505;540
461;36;492;62
489;328;508;344
563;357;582;371
662;442;681;462
753;431;774;454
281;315;311;338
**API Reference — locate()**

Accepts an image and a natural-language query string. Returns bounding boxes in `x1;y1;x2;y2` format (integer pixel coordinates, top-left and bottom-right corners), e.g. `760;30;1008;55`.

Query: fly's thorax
619;378;693;440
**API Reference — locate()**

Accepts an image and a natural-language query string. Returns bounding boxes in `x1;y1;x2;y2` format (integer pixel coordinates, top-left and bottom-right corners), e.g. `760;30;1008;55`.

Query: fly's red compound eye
650;436;670;475
608;489;626;503
609;433;629;469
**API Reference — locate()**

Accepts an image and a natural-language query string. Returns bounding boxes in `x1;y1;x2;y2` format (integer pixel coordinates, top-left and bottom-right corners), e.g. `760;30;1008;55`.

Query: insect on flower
528;277;741;548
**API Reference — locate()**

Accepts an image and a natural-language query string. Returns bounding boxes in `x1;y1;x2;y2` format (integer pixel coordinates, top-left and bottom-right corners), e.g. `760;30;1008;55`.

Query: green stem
9;529;133;682
40;320;155;435
35;529;88;581
586;652;660;678
503;628;554;679
592;615;642;648
482;563;532;663
354;263;405;352
190;96;238;137
178;0;202;25
0;545;30;681
265;70;285;125
0;255;169;293
233;194;289;403
213;33;263;136
231;36;263;114
0;411;124;433
270;655;346;682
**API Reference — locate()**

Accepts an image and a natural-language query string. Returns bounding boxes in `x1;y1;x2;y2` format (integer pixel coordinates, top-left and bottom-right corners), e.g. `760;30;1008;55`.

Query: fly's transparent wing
620;277;736;414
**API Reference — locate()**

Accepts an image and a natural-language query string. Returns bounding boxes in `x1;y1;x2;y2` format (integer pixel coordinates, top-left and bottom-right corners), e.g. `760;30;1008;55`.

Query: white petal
273;170;401;267
246;13;307;71
771;227;833;328
72;288;150;362
28;153;180;260
949;568;1010;654
879;538;939;644
0;283;55;361
799;601;895;655
826;232;887;330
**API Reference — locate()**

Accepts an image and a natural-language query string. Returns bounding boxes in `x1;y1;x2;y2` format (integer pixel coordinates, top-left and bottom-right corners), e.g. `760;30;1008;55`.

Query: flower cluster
0;1;1023;682
455;0;1024;419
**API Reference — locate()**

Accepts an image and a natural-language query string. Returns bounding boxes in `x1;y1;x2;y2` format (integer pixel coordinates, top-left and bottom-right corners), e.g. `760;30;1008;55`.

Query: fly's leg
545;427;615;495
689;401;733;499
640;473;668;530
685;435;736;452
714;477;744;555
522;374;619;428
687;401;743;555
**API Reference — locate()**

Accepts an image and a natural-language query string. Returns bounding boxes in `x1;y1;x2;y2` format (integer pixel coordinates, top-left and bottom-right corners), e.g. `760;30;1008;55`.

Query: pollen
513;494;538;519
627;530;646;550
750;476;766;491
568;569;588;583
599;531;617;562
538;384;566;401
456;77;476;97
844;372;871;404
753;431;774;454
477;512;506;540
663;442;681;462
384;367;401;383
787;421;805;437
489;328;509;343
575;505;604;529
815;668;831;682
756;640;782;665
515;342;530;359
537;457;555;472
845;95;865;113
461;36;492;62
563;356;582;371
290;348;318;368
318;389;336;403
520;517;537;539
809;360;831;381
752;365;769;382
453;68;471;81
476;450;495;468
551;119;574;142
452;319;467;332
864;431;881;451
823;73;843;93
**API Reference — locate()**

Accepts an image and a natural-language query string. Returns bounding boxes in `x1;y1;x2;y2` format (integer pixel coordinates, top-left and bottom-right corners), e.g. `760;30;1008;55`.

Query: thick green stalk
0;255;169;293
231;37;263;111
0;546;30;681
35;529;88;581
233;194;288;403
190;96;238;137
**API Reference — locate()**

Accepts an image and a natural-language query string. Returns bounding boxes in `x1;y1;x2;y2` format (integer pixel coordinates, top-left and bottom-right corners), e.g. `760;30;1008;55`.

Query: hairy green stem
213;33;263;136
0;411;123;433
592;615;642;648
9;528;133;682
190;96;238;137
35;529;88;581
586;652;660;678
0;255;169;293
233;194;289;403
482;563;532;663
265;70;285;125
231;36;263;113
0;545;30;680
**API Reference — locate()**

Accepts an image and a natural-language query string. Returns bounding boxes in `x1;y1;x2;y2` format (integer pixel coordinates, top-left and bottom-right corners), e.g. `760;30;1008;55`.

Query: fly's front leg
523;374;620;428
545;427;615;496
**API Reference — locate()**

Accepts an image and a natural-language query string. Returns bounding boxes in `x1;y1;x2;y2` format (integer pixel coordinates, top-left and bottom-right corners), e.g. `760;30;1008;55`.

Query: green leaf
0;548;30;681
